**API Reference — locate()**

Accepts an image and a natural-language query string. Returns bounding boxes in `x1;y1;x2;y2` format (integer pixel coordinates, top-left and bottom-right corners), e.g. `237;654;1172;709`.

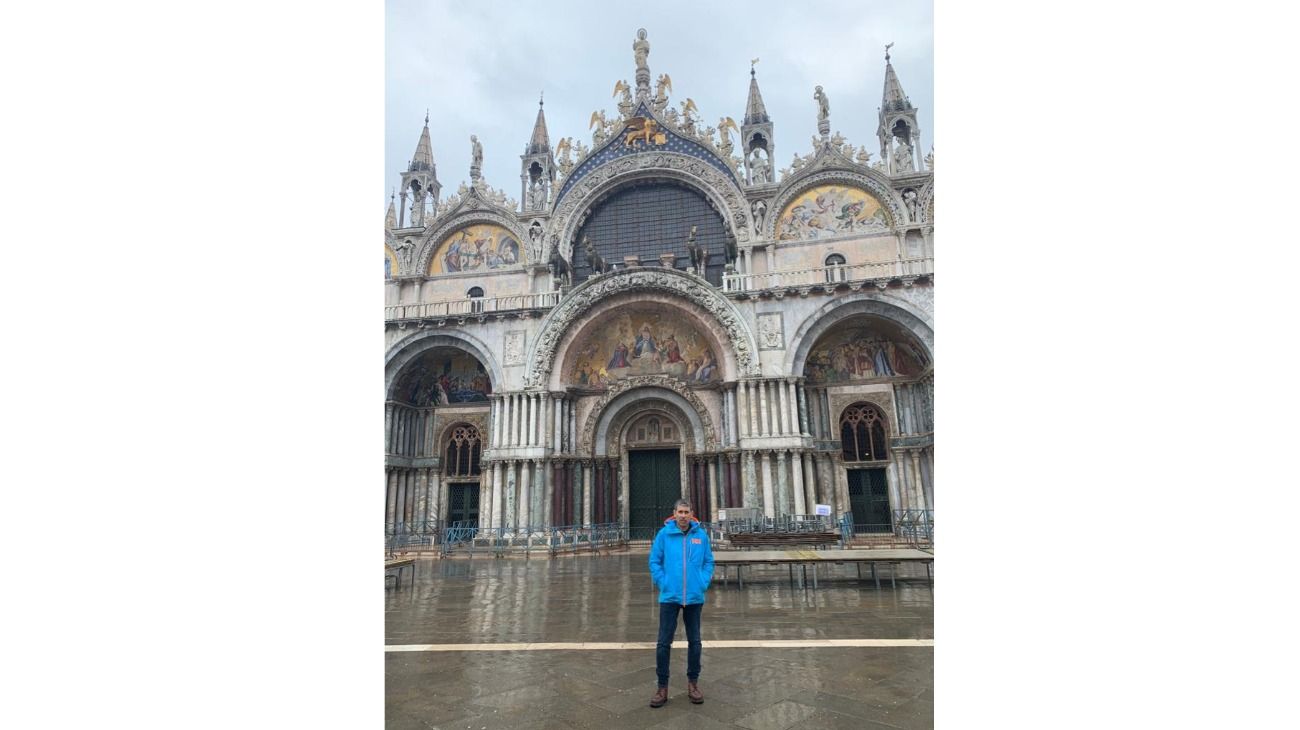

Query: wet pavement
386;552;933;729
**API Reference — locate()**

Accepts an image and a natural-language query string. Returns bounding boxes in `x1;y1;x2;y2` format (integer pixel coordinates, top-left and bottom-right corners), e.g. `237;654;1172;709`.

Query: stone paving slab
386;554;933;729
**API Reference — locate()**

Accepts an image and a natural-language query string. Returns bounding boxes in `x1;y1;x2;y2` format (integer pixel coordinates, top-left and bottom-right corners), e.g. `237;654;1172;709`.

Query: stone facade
385;31;933;536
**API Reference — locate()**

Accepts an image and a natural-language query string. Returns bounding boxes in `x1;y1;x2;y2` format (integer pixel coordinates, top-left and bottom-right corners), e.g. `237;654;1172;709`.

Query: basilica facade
384;30;933;542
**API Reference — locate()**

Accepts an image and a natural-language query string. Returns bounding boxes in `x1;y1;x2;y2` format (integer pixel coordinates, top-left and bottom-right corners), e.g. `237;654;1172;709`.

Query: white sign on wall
814;504;832;516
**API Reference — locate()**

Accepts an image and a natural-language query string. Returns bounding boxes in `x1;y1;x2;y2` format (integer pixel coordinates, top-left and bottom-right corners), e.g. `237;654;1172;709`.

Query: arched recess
763;167;906;240
526;267;760;388
547;153;752;264
584;379;714;456
552;293;735;391
784;292;934;377
384;330;503;403
607;398;697;457
415;206;530;276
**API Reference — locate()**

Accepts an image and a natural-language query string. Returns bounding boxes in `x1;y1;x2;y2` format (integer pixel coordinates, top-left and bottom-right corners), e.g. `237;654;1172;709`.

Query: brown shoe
649;685;668;708
687;681;703;704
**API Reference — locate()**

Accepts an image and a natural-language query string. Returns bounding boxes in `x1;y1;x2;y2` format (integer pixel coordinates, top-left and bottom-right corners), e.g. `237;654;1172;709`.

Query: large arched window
444;425;482;477
572;182;728;285
840;404;889;462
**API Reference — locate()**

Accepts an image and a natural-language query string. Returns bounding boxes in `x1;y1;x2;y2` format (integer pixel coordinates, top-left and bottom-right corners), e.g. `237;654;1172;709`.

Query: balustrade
722;256;933;292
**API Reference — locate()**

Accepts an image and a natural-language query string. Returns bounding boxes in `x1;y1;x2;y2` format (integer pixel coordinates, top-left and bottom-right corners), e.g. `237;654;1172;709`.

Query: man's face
675;505;692;530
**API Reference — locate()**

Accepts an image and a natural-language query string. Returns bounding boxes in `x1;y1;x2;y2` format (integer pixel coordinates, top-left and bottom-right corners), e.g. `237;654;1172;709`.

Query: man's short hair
673;499;692;511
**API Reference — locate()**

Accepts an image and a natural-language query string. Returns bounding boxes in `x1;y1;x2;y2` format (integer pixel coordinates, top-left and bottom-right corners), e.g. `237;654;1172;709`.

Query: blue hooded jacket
648;517;715;605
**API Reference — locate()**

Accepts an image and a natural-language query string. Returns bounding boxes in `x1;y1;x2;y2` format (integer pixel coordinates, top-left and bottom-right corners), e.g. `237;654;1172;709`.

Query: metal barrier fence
440;521;629;557
385;521;440;557
838;510;934;549
722;513;837;535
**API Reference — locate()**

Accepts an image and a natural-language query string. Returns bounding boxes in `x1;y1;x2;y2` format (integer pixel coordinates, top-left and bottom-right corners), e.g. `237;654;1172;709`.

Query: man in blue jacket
647;499;715;708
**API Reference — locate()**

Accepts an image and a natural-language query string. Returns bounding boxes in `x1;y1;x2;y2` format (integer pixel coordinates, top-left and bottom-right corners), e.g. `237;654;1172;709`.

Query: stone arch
608;399;697;456
415;208;530;275
547;152;751;263
384;330;504;402
764;167;905;239
526;267;760;388
784;292;934;377
582;378;715;456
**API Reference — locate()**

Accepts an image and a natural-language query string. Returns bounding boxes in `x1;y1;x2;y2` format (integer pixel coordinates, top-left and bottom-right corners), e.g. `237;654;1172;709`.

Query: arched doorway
442;423;483;529
839;403;893;533
625;413;685;540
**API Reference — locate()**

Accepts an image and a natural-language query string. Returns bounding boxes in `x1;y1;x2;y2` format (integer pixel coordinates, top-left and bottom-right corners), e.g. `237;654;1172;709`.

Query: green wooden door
446;483;480;529
847;468;892;533
628;449;681;540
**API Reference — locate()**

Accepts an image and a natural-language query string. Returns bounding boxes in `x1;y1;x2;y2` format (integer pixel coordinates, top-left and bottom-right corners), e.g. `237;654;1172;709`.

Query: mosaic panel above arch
565;305;721;389
804;318;931;384
391;346;493;406
776;184;890;241
428;223;527;274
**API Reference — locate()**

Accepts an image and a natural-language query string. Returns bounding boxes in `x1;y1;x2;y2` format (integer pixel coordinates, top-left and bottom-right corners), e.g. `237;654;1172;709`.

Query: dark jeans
656;602;702;687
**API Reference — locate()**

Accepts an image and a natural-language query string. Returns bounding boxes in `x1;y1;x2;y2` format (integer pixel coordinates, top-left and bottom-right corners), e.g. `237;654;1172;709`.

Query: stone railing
721;256;933;293
385;291;560;321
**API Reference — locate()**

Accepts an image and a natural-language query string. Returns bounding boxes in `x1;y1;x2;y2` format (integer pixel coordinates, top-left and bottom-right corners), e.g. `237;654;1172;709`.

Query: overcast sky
385;0;932;211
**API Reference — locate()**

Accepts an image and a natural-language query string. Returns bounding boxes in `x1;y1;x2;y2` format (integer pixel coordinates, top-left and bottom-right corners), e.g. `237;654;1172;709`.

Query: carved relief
827;390;896;438
503;331;526;367
527;269;758;388
757;312;785;350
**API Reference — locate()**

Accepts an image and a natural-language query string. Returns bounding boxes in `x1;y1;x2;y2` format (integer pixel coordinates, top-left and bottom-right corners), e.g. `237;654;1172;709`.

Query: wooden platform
713;548;933;590
385;557;416;588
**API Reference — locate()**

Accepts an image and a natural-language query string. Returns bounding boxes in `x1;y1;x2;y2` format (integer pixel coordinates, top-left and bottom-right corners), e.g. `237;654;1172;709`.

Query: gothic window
825;253;847;282
444;425;482;477
840;404;889;462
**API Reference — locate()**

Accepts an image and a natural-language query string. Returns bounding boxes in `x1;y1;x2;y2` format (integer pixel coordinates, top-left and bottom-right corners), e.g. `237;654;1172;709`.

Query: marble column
709;455;720;519
775;450;790;516
414;469;428;527
796;381;810;436
503;395;514;447
776;378;789;434
888;458;907;512
492;462;504;529
568;400;577;454
582;461;594;526
533;459;546;529
385;403;395;455
743;451;759;511
759;451;774;518
819;452;837;515
758;381;770;437
802;454;817;514
791;451;806;515
834;454;850;521
743;381;754;436
909;449;928;512
490;397;501;447
385;469;398;526
427;469;441;528
519;459;532;530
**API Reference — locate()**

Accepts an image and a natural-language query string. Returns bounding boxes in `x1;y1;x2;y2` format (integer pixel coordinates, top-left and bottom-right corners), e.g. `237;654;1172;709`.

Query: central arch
526;267;759;388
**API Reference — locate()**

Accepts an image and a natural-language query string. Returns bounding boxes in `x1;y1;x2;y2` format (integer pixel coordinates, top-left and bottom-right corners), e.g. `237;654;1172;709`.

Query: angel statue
589;110;608;145
679;98;699;136
717;116;738;157
653;73;672;110
613;79;633;114
555;137;574;177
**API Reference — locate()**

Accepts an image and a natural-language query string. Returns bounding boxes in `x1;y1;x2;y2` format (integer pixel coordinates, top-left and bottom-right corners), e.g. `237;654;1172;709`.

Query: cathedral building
384;30;933;542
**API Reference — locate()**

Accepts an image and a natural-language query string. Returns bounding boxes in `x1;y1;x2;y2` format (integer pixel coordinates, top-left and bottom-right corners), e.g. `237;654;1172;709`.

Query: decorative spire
385;189;397;230
744;63;770;125
881;43;912;113
528;92;550;154
409;114;434;172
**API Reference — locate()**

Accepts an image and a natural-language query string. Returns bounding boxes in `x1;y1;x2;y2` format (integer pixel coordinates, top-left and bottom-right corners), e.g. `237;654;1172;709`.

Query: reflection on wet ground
386;553;933;729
